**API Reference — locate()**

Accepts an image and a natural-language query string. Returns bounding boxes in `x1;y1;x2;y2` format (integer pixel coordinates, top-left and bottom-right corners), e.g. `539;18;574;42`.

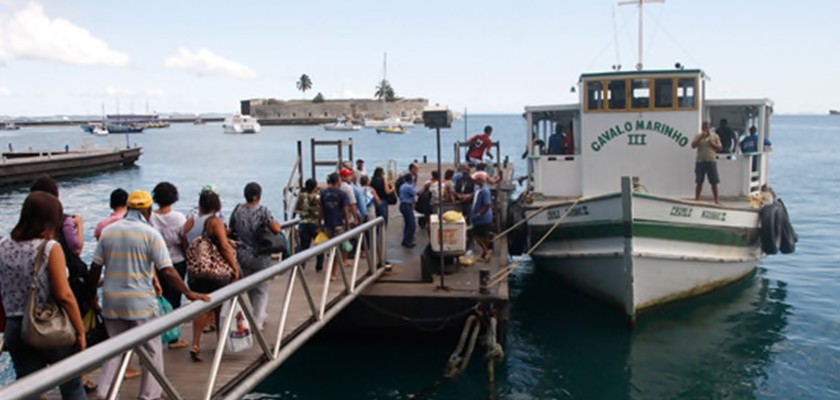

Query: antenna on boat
618;0;664;71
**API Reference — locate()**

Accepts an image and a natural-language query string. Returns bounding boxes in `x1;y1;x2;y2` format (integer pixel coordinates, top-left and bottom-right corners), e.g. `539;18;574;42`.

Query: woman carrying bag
228;182;281;331
183;186;239;362
0;192;86;399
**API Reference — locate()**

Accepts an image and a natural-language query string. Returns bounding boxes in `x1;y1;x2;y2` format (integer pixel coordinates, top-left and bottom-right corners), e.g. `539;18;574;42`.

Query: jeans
375;201;389;225
4;317;85;400
399;202;416;245
297;222;324;271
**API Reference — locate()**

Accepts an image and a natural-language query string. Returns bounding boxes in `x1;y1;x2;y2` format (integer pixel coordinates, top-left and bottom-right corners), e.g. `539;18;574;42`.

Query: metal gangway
0;218;387;400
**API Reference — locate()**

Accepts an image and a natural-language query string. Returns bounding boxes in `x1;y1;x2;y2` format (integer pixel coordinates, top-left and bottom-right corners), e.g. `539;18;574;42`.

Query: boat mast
619;0;664;71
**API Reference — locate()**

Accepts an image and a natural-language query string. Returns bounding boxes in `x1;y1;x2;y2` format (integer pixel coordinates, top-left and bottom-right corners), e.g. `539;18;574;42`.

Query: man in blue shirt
399;174;418;248
470;172;494;262
740;126;772;171
548;124;566;155
320;172;351;279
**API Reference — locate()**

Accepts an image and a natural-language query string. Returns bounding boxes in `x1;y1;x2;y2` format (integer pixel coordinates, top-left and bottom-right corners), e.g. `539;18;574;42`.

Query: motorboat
376;126;408;134
364;117;414;128
510;4;795;320
323;117;361;131
223;114;261;134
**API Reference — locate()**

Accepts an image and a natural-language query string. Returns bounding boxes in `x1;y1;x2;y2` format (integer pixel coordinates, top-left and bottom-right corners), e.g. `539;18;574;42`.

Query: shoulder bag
186;217;236;281
22;240;77;349
258;225;287;256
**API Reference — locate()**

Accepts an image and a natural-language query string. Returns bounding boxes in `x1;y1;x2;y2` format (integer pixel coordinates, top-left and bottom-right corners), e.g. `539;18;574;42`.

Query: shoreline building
240;98;428;125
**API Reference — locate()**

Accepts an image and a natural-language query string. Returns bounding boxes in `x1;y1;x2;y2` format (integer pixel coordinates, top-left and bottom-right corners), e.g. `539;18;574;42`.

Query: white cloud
145;88;169;98
164;47;258;79
0;4;129;67
0;87;10;96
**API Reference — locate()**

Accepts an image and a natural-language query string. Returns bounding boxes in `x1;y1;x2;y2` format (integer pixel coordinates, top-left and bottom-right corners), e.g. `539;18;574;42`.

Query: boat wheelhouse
518;68;787;318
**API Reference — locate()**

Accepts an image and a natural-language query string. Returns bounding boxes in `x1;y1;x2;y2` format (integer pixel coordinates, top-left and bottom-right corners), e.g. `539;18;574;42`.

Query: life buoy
777;199;797;254
759;203;782;255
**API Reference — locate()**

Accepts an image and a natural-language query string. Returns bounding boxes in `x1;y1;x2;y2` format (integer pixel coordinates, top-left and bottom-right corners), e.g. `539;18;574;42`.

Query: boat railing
0;217;388;400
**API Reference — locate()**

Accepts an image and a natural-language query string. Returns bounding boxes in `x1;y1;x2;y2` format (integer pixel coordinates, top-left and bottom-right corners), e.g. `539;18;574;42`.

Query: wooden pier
37;162;513;399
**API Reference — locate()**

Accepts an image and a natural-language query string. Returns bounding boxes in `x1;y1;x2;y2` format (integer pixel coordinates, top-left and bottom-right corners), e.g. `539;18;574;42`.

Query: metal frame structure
0;218;387;400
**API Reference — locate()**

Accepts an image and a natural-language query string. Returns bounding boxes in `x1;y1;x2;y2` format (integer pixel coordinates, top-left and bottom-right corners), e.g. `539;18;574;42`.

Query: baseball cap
339;168;354;177
127;190;153;209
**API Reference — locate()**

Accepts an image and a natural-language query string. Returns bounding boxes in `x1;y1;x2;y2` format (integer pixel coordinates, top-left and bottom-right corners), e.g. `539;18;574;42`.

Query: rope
490;197;579;243
486;197;583;287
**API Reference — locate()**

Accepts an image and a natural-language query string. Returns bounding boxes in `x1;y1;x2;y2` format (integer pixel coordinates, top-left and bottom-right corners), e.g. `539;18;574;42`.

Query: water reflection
501;263;790;400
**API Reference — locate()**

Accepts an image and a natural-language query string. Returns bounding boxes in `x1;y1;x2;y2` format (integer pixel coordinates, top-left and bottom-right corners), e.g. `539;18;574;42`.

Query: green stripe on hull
530;221;757;247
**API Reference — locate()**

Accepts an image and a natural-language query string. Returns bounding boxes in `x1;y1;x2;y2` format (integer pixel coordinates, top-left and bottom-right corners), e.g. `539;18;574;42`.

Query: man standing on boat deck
691;121;723;204
466;125;494;166
716;118;737;154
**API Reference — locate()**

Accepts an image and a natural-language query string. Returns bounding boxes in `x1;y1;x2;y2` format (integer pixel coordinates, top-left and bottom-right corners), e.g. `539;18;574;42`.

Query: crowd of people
0;126;504;398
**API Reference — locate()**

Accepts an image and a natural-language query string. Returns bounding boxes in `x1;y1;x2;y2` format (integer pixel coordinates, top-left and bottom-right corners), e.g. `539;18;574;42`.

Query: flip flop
190;346;203;362
168;339;189;349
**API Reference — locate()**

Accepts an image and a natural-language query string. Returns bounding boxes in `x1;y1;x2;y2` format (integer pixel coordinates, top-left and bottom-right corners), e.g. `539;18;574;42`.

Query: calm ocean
0;115;837;399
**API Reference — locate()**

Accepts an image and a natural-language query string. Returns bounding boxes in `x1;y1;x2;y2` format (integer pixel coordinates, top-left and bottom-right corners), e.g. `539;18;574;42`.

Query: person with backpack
295;178;324;271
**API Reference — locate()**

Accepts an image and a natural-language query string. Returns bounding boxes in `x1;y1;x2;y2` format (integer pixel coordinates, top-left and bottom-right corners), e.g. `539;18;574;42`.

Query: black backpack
57;215;93;315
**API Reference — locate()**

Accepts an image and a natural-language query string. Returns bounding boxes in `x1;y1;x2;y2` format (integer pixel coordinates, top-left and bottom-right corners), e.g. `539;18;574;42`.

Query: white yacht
223;114;261;134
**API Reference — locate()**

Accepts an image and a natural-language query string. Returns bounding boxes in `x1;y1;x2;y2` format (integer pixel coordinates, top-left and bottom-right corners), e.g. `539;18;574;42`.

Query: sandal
168;339;189;349
82;379;97;393
189;346;203;362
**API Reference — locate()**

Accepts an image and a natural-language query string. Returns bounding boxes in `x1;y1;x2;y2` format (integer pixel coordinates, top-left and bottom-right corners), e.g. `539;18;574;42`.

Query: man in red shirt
466;125;494;166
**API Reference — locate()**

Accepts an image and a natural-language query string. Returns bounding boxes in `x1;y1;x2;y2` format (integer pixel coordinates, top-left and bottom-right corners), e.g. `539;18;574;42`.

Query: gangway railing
0;218;387;400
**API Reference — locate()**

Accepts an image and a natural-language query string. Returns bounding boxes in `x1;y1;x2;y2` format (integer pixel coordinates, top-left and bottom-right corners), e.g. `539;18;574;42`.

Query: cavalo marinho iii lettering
590;119;690;151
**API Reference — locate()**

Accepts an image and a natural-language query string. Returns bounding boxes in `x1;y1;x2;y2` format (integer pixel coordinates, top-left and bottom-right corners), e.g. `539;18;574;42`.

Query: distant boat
194;118;206;125
323;117;361;131
106;124;144;134
364;117;414;128
92;125;109;136
376;126;408;134
1;122;20;130
830;110;839;115
223;114;261;134
0;147;142;186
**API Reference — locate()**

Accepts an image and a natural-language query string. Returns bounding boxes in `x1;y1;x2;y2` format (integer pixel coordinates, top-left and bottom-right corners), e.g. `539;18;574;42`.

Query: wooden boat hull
0;148;142;186
525;185;762;318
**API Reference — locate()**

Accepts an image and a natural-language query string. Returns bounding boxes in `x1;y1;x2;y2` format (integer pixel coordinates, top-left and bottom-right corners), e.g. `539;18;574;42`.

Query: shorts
472;223;493;239
695;161;720;185
466;155;482;166
188;276;229;294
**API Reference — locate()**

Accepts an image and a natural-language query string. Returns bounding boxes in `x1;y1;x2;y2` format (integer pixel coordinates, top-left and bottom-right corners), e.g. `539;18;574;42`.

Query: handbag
258;226;288;256
186;218;236;281
22;240;77;349
83;308;109;347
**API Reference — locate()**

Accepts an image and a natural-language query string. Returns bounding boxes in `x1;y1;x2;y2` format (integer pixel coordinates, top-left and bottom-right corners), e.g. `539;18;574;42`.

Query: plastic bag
313;231;329;245
220;300;253;353
156;297;181;344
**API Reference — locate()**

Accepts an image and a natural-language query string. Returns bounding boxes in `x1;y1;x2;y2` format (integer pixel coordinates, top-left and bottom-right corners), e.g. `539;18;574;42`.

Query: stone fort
240;98;429;125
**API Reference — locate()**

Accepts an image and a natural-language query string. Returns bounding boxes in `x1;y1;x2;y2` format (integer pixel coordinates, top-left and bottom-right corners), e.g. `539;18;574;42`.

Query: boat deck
0;148;142;186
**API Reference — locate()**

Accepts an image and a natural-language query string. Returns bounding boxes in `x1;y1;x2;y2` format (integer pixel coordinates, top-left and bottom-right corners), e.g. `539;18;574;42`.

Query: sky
0;0;838;116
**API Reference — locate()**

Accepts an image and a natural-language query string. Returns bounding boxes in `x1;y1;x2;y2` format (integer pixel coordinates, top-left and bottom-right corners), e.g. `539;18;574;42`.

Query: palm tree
374;79;396;101
296;74;313;99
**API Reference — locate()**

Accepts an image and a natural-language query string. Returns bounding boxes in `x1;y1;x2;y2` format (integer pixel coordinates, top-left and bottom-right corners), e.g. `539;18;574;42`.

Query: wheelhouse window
677;78;696;108
586;81;604;111
607;80;627;110
654;78;674;108
631;79;650;109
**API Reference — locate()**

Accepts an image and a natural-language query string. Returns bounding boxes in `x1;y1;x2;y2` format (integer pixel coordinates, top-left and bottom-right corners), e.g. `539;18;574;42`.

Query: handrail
0;217;386;400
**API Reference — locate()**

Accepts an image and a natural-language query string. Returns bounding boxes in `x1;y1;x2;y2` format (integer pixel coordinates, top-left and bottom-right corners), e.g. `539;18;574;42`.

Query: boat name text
669;206;727;221
591;120;690;152
548;206;589;220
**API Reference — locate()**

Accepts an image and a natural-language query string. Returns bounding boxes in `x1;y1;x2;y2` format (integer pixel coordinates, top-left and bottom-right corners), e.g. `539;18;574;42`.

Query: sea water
0;115;837;399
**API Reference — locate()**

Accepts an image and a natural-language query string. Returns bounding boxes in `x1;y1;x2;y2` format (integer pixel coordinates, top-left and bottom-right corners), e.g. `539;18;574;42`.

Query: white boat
92;124;108;136
1;121;20;130
323;117;361;131
363;117;414;128
223;114;261;134
513;4;794;320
